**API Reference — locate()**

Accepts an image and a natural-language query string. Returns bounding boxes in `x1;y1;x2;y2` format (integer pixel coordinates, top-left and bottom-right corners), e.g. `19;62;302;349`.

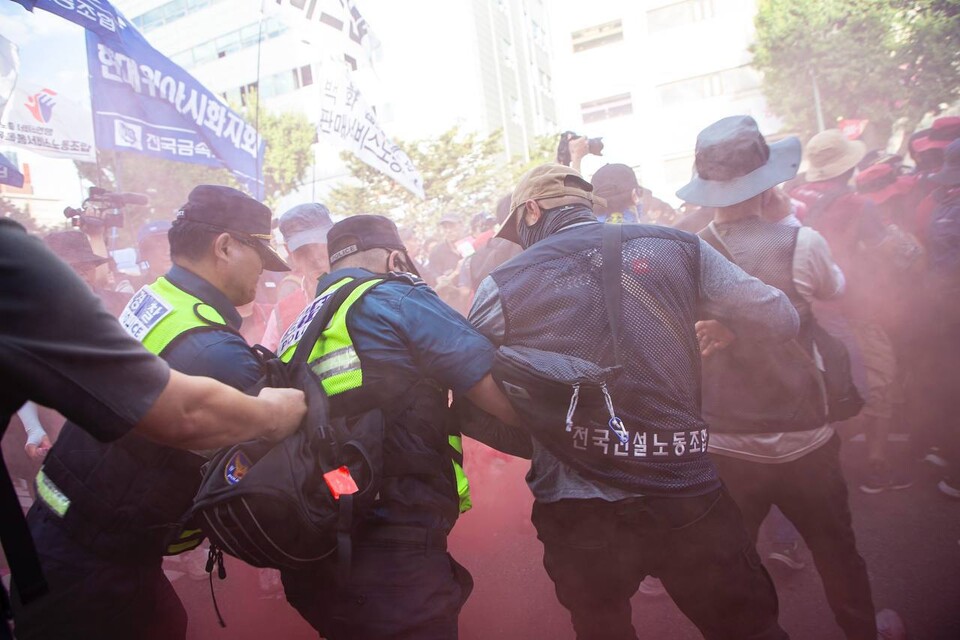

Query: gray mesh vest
491;223;719;497
699;218;826;434
708;218;808;318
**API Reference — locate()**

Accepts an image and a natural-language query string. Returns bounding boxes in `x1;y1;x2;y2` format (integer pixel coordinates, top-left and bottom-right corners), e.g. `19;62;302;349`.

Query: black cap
176;185;288;271
327;214;419;276
44;230;109;267
591;163;639;201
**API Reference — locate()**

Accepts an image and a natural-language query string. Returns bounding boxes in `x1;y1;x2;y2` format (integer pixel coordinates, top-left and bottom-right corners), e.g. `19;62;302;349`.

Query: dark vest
492;222;719;498
699;218;826;434
37;278;242;559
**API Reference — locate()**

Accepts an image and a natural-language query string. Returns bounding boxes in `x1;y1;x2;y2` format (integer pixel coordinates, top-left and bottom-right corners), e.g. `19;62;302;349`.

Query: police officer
11;186;292;640
276;215;517;640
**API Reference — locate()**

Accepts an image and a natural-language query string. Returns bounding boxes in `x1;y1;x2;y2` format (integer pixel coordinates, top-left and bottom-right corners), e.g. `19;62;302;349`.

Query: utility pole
810;69;826;133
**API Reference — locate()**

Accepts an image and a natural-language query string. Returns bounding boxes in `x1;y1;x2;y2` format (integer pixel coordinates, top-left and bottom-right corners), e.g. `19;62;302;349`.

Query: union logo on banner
24;88;57;124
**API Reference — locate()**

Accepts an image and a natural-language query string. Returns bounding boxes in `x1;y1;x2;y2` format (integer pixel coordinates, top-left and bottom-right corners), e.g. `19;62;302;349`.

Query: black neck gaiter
517;204;597;249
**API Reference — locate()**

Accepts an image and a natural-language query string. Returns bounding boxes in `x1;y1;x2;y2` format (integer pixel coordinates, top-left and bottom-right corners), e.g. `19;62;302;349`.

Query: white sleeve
793;227;845;302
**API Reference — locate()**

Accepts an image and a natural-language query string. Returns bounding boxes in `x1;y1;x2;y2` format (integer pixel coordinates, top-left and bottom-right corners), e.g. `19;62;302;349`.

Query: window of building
299;65;314;87
502;38;514;67
647;0;715;34
131;0;227;33
658;65;760;105
571;19;624;53
169;18;288;68
580;93;633;123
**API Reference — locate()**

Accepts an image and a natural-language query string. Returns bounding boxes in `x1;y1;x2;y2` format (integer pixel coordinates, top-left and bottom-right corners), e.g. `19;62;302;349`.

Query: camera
63;187;149;231
556;131;604;167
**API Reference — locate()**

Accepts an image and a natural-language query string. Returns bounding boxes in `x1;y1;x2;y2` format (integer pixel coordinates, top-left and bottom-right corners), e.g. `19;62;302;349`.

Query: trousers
531;487;788;640
11;503;187;640
713;435;877;640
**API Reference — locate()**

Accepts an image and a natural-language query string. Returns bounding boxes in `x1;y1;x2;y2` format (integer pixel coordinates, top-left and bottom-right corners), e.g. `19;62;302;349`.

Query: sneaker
636;576;666;597
938;478;960;499
767;542;806;570
923;452;949;468
875;608;907;640
860;465;914;494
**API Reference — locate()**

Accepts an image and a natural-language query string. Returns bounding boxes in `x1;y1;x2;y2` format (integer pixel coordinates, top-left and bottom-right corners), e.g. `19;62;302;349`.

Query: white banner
263;0;380;70
0;33;17;122
317;69;424;199
0;10;95;161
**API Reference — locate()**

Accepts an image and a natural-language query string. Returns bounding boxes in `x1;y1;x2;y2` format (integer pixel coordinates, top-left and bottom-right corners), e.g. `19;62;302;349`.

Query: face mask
517;204;596;249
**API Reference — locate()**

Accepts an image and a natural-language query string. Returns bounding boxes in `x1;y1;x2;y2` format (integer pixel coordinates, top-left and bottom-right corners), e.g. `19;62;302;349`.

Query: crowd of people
1;114;959;640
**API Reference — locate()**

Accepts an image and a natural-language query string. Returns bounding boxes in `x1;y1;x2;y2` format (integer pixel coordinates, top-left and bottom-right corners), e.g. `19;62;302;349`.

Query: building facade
546;0;780;205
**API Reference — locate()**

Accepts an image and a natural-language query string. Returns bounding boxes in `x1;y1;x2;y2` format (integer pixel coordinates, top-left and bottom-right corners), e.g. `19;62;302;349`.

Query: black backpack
187;277;385;577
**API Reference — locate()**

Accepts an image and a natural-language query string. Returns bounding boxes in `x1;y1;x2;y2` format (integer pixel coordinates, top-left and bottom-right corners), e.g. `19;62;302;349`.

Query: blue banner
21;0;265;197
0;153;25;187
30;1;124;42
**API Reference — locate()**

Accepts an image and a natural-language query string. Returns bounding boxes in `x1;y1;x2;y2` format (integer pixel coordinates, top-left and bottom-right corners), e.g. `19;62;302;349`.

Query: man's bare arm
134;370;306;450
464;373;521;427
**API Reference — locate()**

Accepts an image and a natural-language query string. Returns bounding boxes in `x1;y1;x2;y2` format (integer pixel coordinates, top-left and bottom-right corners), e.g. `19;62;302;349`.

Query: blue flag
24;0;265;197
0;153;24;188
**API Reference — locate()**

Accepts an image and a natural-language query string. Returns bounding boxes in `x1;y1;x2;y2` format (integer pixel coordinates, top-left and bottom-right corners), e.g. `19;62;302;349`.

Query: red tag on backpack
323;466;359;500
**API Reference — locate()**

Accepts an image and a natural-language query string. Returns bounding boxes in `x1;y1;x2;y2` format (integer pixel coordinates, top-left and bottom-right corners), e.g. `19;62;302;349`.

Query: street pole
810;69;826;133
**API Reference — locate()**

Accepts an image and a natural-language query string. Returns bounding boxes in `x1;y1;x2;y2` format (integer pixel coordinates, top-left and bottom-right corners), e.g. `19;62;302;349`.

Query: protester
789;129;913;493
135;219;173;287
469;162;798;640
922;138;960;498
463;194;523;294
11;186;293;640
679;115;898;640
0;217;306;639
590;162;643;223
260;202;334;351
276;214;519;640
42;230;130;316
429;212;465;278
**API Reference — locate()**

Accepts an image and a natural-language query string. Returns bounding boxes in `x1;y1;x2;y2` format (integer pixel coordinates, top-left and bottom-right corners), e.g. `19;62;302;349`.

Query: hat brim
676;137;803;208
494;194;599;245
254;240;290;272
805;139;868;182
286;226;332;253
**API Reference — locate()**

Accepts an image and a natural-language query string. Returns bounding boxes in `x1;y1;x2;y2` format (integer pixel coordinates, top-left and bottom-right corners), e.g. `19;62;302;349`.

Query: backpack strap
699;222;736;262
601;223;623;366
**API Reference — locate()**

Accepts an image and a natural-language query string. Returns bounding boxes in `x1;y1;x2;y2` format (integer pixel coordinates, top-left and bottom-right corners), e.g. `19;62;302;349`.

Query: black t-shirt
0;220;170;441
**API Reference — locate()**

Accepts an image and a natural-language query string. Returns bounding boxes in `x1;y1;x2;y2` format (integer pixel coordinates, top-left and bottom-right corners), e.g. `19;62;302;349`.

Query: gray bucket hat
279;203;334;253
676;115;801;208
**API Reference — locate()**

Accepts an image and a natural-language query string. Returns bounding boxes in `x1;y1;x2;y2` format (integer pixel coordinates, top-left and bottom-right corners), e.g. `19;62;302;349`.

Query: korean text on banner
318;71;424;199
22;0;265;196
0;13;96;162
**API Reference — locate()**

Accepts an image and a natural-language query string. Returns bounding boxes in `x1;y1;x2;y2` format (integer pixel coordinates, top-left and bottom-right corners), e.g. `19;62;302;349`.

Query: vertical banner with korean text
317;69;423;199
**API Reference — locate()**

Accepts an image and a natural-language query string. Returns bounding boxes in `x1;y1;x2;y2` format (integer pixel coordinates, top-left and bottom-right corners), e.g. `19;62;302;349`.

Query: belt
355;525;447;551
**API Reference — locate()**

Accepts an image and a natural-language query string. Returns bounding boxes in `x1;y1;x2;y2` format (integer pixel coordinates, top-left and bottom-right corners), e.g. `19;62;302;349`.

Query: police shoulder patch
225;451;252;485
119;285;173;342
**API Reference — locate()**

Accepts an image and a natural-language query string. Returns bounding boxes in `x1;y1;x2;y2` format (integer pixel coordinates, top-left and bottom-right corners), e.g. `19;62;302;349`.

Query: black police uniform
10;186;283;640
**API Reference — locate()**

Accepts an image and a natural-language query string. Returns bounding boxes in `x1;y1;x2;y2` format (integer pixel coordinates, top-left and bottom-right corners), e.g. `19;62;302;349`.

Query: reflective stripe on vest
448;435;471;513
280;276;472;513
119;277;228;356
36;469;70;517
